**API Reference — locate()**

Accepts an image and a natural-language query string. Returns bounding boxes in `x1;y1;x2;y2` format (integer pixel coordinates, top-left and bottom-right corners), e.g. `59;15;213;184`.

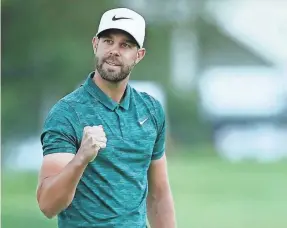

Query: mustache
103;56;122;66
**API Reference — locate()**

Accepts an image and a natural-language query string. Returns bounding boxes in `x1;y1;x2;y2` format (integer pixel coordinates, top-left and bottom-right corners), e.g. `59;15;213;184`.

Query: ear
135;48;146;64
92;36;99;54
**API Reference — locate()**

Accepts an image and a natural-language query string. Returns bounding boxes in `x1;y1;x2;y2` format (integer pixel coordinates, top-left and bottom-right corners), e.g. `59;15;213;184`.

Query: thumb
93;143;101;151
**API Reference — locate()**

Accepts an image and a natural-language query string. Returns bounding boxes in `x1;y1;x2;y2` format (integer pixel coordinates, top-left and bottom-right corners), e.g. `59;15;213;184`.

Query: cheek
122;52;138;65
95;50;105;62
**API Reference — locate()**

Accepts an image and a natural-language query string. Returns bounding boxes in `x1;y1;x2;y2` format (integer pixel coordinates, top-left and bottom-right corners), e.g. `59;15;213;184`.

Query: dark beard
96;56;135;83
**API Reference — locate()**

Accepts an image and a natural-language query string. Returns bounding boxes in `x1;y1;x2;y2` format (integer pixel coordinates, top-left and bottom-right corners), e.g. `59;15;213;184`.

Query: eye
104;39;113;45
121;43;131;48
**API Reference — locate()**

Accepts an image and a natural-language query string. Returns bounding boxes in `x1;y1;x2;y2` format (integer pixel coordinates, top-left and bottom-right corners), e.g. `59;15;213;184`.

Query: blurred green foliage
2;1;117;142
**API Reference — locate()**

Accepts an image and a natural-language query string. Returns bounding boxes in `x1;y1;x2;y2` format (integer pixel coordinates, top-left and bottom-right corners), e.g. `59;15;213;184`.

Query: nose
109;45;120;57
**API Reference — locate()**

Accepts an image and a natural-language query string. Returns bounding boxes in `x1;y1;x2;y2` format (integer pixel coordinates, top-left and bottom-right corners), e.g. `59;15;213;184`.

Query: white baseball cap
96;8;146;48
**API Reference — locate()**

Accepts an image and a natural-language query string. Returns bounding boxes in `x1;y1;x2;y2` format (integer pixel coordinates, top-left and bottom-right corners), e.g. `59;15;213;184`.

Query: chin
100;74;119;82
104;66;120;74
104;75;127;83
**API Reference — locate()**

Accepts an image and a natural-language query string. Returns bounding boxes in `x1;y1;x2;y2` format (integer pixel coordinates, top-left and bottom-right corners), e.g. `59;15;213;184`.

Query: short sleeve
40;100;79;156
151;100;166;160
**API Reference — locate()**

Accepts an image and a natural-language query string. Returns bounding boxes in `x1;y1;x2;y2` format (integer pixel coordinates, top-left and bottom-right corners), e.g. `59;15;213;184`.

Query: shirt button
121;122;124;127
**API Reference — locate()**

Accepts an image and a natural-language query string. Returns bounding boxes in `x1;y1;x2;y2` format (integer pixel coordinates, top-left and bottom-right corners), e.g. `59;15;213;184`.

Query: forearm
147;190;176;228
37;153;88;218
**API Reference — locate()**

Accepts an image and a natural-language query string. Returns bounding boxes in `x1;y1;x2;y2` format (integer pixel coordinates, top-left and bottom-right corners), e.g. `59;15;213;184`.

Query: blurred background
2;0;287;227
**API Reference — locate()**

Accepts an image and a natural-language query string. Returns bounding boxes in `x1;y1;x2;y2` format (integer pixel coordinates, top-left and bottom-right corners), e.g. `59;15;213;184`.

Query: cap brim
96;27;141;48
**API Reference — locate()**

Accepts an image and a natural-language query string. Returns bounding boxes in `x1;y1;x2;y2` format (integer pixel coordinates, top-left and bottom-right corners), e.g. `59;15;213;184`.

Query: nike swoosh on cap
112;15;132;21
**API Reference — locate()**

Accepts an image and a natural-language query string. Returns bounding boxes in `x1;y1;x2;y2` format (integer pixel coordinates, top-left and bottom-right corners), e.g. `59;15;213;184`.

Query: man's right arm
37;125;106;218
38;100;107;218
36;152;89;219
37;124;106;219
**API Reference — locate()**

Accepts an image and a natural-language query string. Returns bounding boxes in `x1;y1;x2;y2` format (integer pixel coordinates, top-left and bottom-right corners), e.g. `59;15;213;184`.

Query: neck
93;70;129;104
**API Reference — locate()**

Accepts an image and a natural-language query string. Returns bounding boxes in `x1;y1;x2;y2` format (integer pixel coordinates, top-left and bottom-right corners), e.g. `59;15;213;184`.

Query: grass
2;148;287;228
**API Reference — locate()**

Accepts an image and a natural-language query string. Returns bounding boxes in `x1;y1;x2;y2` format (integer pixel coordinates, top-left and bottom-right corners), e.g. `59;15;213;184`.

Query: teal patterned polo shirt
40;72;166;228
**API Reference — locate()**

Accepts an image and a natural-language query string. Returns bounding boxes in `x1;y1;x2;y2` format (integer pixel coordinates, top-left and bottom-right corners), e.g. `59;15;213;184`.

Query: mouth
105;61;121;66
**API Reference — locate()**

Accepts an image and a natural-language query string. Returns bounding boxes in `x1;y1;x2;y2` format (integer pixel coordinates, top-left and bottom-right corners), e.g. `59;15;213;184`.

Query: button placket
119;113;126;138
115;107;124;138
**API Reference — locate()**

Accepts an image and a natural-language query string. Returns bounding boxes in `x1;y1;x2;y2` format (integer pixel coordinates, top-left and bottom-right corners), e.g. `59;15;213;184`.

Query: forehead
98;29;137;44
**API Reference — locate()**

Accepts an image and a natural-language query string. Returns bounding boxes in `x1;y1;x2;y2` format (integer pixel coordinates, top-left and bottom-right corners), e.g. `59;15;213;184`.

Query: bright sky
206;0;287;66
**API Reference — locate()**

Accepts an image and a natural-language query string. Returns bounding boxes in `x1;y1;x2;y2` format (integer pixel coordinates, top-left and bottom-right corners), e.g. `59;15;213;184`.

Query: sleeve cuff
43;147;77;156
151;149;165;160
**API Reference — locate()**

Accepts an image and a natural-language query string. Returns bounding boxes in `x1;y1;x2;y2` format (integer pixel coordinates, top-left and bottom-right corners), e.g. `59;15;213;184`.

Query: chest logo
139;117;149;125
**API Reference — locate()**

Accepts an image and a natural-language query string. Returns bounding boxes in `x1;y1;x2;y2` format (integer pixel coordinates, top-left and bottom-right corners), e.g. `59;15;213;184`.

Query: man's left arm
147;154;176;228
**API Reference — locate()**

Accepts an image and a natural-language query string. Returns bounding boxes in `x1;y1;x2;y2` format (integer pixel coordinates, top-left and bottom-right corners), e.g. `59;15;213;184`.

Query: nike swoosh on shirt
139;117;149;125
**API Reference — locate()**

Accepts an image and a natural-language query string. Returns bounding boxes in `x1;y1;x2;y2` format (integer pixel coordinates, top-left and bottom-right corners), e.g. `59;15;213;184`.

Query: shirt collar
83;72;131;111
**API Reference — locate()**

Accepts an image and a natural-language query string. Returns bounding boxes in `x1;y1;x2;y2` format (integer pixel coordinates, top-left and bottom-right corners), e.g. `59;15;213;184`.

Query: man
37;7;176;228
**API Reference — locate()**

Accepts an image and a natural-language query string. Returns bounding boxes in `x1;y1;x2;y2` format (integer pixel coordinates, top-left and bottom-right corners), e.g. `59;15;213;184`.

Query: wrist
74;152;90;167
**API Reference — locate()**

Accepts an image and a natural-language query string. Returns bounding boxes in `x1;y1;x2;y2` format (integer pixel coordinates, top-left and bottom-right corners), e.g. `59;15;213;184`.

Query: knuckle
84;126;92;134
87;137;93;144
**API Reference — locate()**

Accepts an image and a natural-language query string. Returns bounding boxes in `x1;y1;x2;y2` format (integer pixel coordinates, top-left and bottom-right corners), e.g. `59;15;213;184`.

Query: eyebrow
124;39;137;46
101;36;137;47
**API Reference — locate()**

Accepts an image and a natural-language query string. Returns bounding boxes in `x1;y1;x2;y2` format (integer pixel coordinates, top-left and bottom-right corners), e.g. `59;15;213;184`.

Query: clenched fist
78;125;107;163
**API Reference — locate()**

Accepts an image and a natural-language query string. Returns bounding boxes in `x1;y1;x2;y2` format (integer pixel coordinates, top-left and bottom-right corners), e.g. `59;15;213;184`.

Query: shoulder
61;85;87;105
131;87;165;127
44;87;85;124
49;85;86;113
131;87;163;112
47;98;73;119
